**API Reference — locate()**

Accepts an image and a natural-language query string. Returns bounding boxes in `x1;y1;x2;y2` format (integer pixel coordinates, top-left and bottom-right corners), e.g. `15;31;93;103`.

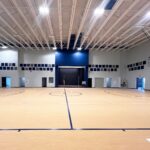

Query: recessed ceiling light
1;46;8;49
39;4;49;16
77;47;82;51
146;11;150;18
53;47;57;50
94;8;104;17
146;138;150;142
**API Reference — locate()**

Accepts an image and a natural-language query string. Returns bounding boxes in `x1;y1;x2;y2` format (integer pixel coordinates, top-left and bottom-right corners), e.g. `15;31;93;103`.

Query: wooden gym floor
0;88;150;149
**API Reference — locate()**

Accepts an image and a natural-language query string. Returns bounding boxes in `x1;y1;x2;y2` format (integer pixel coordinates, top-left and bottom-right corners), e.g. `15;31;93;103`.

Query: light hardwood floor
0;88;150;149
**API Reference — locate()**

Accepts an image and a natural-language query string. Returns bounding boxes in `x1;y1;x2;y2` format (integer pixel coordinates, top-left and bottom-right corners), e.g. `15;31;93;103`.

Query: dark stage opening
58;68;85;87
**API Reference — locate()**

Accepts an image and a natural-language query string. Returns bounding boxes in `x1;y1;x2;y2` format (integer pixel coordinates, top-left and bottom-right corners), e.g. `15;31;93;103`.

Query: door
20;77;26;87
105;78;112;88
88;78;92;87
2;77;11;88
2;77;6;87
6;77;11;88
42;77;47;87
136;77;145;90
95;78;104;88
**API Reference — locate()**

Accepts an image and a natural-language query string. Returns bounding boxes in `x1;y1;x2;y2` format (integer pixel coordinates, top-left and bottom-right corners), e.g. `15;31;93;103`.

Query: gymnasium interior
0;0;150;149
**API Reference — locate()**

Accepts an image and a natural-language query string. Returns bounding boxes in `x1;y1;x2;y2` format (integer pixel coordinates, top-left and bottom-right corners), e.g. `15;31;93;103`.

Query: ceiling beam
96;1;150;52
130;38;149;49
58;0;63;49
26;0;50;49
67;0;77;49
84;0;124;50
106;21;150;52
112;32;145;53
106;29;144;52
120;36;149;53
97;2;150;52
73;0;93;50
0;27;27;49
0;38;18;49
103;29;149;53
11;0;45;50
14;35;34;51
0;1;39;50
0;17;33;50
0;34;22;49
120;29;150;53
46;13;56;48
0;17;17;34
111;27;150;53
90;0;141;51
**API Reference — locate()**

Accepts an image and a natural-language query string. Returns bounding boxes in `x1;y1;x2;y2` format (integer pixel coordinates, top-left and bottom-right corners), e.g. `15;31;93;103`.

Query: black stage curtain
58;68;84;86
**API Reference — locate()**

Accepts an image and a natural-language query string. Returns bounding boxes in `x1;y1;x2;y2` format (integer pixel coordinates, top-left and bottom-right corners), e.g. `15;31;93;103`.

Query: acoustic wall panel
127;60;146;71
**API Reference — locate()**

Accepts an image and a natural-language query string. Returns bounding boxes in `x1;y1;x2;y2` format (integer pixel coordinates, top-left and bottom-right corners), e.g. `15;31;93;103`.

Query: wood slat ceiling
0;0;150;52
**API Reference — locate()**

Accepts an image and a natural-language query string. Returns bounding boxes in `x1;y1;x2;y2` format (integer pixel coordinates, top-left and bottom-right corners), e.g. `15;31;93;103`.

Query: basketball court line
0;128;150;132
64;88;73;129
0;88;150;132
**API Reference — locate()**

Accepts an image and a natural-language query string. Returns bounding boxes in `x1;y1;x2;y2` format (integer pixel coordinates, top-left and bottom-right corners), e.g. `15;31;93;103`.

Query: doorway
136;77;145;90
42;77;47;87
105;78;112;88
2;77;11;88
20;77;26;87
88;78;92;88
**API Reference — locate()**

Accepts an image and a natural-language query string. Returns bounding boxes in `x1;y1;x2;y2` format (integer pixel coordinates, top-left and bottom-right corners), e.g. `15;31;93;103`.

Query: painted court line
1;89;150;132
0;128;150;132
64;88;73;129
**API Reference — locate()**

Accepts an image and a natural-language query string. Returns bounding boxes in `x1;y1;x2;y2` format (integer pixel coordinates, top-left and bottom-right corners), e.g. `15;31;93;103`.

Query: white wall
19;50;55;87
1;42;150;89
89;51;121;88
121;41;150;90
0;49;55;88
0;49;19;87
